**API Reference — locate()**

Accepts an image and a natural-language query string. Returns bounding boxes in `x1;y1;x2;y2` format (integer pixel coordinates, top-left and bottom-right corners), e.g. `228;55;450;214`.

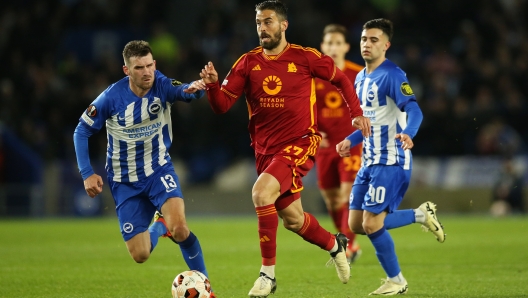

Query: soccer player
315;24;363;264
73;40;215;297
199;1;371;297
336;19;446;295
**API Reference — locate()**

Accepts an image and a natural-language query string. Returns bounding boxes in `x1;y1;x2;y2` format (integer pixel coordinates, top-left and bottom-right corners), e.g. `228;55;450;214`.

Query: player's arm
160;73;206;104
389;71;423;150
201;59;245;114
73;122;103;198
73;99;109;198
310;53;371;136
336;130;362;157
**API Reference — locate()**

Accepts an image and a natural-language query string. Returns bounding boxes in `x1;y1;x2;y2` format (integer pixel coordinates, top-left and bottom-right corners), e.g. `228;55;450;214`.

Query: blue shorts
349;165;411;214
108;164;184;241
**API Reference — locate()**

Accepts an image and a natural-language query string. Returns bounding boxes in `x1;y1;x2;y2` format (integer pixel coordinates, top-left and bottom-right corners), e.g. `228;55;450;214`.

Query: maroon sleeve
330;68;363;119
309;51;363;119
206;54;248;114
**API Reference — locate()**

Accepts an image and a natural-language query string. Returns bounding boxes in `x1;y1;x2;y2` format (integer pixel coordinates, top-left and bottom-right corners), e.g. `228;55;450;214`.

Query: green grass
1;215;527;297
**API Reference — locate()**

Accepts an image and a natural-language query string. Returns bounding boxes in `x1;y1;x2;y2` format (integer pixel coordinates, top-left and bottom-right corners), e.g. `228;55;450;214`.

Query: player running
315;24;364;264
73;40;215;297
200;1;370;297
336;18;446;296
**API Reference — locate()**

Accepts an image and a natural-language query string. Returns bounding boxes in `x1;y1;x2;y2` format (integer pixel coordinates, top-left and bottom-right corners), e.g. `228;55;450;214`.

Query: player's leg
152;167;210;278
276;197;350;283
362;165;409;295
315;153;343;231
249;171;281;297
160;197;209;278
109;179;157;263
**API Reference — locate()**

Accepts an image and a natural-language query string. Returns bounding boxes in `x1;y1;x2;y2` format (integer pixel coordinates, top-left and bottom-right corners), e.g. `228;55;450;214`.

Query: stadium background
0;0;527;218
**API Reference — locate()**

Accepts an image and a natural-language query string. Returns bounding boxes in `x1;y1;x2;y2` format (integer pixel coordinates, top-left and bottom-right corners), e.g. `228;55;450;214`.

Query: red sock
256;204;278;266
339;203;356;246
297;212;335;251
329;204;345;232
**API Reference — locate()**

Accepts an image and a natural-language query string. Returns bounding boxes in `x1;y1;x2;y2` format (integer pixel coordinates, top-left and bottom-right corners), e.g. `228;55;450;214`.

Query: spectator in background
491;157;525;216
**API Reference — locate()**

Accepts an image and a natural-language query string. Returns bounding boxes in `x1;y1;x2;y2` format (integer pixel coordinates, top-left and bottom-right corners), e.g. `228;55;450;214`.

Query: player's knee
362;219;380;235
283;217;303;232
252;188;274;206
350;221;365;235
130;250;150;263
168;224;190;243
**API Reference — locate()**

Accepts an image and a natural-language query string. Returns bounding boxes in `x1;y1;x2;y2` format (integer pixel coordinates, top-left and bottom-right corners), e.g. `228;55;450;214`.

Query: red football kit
206;44;363;266
315;60;363;189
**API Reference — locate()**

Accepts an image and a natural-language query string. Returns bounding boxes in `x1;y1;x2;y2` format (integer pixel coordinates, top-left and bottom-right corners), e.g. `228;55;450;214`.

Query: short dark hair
255;0;288;21
363;18;393;41
323;24;348;43
122;40;153;65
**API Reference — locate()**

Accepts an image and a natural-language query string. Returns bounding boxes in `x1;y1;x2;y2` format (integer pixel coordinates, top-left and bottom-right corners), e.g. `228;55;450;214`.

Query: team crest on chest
287;62;297;72
149;97;162;114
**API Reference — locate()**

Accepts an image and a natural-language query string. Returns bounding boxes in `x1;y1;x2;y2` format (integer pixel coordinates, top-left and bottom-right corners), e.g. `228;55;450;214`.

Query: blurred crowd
1;0;527;183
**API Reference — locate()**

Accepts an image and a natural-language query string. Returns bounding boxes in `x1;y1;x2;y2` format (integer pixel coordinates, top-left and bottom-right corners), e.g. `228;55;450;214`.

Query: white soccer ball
171;270;212;298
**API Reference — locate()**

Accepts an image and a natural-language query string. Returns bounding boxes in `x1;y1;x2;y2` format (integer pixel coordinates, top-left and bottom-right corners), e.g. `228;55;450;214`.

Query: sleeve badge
400;82;414;96
86;105;97;117
171;79;182;86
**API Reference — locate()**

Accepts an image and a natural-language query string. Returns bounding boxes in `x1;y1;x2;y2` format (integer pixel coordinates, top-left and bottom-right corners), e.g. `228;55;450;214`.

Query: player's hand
352;116;371;137
395;133;414;150
84;174;103;198
336;139;352;157
319;131;329;148
199;61;219;84
184;79;206;94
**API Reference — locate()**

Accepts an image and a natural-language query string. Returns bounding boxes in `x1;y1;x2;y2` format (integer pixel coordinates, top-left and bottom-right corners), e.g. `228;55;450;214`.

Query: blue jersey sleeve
157;71;205;104
79;89;114;132
386;67;417;110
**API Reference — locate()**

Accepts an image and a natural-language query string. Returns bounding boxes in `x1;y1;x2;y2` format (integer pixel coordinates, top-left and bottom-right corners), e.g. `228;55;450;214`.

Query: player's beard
260;28;282;50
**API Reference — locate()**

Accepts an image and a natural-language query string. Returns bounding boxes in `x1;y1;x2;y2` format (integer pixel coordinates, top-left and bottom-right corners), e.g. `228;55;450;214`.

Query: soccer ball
171;270;212;298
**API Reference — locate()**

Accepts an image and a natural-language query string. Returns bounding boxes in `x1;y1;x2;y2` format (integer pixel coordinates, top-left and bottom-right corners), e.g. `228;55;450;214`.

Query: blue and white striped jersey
354;59;416;170
79;70;203;182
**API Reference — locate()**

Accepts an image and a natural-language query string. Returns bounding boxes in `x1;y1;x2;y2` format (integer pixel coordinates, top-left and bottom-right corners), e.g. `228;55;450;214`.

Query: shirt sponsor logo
364;110;376;122
400;82;414;96
123;122;161;138
262;75;282;95
259;97;284;108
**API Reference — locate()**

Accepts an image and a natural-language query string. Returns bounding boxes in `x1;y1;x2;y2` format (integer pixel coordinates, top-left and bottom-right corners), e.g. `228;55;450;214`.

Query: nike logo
118;116;125;120
188;252;200;259
431;222;440;231
166;188;176;193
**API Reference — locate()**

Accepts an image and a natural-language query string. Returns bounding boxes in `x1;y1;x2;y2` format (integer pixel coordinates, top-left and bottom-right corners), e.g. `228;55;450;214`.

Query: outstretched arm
200;61;239;114
331;69;371;137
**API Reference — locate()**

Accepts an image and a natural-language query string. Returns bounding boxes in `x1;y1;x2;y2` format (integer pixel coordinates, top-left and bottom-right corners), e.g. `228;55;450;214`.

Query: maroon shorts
316;144;362;189
255;135;321;211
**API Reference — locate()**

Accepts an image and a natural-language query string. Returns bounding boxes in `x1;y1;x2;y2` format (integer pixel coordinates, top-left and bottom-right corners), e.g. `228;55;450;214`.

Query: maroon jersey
206;43;363;155
316;60;363;151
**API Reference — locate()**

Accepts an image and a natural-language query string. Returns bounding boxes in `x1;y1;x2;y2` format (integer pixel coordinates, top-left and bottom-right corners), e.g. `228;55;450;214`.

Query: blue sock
384;210;415;230
368;227;401;278
179;232;209;278
148;221;167;252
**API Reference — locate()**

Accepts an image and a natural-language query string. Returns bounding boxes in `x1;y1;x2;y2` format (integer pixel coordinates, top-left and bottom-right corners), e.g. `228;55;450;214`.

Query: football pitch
1;215;527;297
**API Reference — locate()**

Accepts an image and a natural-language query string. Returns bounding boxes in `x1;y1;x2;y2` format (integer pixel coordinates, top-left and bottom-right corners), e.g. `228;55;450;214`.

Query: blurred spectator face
321;32;349;64
256;9;287;50
123;53;156;92
360;28;390;63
